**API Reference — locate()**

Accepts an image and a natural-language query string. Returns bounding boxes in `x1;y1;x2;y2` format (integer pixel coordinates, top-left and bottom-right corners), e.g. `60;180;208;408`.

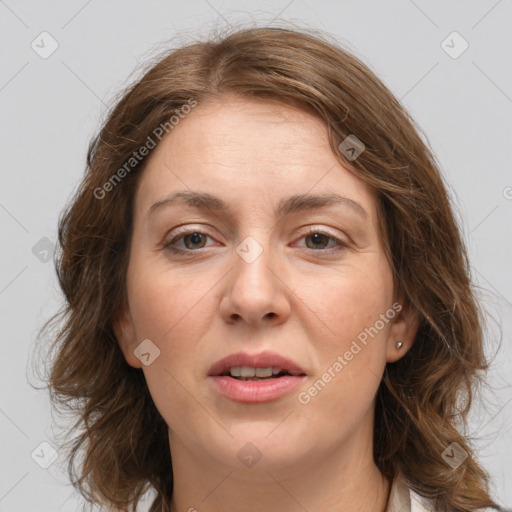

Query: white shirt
386;473;497;512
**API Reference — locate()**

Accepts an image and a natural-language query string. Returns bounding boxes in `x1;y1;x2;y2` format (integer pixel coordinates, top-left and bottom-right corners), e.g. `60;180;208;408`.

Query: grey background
0;1;511;510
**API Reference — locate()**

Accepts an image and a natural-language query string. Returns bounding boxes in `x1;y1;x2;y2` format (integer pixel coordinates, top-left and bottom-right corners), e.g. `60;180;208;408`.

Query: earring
395;341;403;349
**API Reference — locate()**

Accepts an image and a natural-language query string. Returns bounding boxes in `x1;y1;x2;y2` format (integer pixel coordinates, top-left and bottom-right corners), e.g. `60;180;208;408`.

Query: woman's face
115;96;417;476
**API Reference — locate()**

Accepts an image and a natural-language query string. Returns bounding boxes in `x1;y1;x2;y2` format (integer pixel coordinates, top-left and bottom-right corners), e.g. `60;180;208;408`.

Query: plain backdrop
0;1;511;510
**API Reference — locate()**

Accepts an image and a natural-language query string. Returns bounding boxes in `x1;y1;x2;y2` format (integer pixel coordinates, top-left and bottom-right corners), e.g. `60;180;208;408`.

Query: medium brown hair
37;25;500;512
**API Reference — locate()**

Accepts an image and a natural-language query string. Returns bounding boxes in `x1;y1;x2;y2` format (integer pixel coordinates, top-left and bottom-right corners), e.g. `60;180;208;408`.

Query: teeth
228;366;283;377
240;366;256;378
230;367;241;377
255;367;273;377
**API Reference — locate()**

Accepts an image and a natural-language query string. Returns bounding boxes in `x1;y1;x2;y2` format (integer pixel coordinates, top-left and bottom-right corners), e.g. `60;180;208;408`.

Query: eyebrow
147;190;368;220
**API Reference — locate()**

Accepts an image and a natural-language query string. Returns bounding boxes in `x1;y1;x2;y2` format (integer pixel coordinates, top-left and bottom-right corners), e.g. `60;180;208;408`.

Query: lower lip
208;375;305;403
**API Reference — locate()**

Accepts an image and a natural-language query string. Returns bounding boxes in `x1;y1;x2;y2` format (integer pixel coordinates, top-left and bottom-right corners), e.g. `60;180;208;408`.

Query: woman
41;26;506;512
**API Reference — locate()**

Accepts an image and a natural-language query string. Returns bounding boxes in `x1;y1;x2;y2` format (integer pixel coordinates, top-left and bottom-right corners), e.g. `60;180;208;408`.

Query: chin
204;421;314;474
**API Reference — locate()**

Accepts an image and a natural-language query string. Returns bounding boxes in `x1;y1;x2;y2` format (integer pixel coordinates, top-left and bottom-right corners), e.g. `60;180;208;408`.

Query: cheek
125;264;215;431
125;256;218;396
126;257;216;343
301;261;394;349
296;262;393;408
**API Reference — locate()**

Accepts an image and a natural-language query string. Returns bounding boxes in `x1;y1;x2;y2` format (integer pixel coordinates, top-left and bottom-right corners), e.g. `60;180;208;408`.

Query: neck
168;424;391;512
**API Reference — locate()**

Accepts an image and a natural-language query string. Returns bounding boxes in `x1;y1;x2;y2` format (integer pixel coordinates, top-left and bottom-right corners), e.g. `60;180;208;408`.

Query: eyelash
163;226;350;256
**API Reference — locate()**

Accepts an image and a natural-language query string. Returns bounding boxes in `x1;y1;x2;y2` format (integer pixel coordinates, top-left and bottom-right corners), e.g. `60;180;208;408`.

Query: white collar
386;473;496;512
386;473;433;512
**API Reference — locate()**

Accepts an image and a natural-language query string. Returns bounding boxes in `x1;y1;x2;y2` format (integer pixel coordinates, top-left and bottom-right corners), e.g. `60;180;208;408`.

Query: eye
294;227;350;253
164;230;216;254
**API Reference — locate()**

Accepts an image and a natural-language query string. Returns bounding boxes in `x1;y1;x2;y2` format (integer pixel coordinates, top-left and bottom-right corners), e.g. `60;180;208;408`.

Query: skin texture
114;95;419;512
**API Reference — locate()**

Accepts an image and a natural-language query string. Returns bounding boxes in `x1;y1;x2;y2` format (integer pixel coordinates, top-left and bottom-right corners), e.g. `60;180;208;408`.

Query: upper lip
208;350;306;376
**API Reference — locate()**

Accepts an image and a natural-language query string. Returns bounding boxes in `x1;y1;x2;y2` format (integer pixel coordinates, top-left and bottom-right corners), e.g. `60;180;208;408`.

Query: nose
219;240;291;328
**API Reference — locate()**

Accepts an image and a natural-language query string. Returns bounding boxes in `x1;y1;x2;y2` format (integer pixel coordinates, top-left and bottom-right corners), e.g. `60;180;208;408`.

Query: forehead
165;96;331;161
134;96;377;222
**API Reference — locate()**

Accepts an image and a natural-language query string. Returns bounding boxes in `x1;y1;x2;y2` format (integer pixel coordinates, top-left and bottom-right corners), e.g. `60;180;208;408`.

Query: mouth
207;351;306;403
208;350;306;379
218;366;304;381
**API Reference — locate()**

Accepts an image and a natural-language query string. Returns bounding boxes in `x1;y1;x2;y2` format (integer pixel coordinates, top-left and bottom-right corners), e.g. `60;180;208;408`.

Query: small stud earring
396;341;403;349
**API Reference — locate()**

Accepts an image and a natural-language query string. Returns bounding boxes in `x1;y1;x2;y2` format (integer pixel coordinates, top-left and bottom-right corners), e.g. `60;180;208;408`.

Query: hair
36;24;501;512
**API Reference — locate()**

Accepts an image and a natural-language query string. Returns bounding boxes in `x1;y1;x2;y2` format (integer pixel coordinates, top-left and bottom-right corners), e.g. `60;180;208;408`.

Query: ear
112;307;143;369
385;297;420;363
